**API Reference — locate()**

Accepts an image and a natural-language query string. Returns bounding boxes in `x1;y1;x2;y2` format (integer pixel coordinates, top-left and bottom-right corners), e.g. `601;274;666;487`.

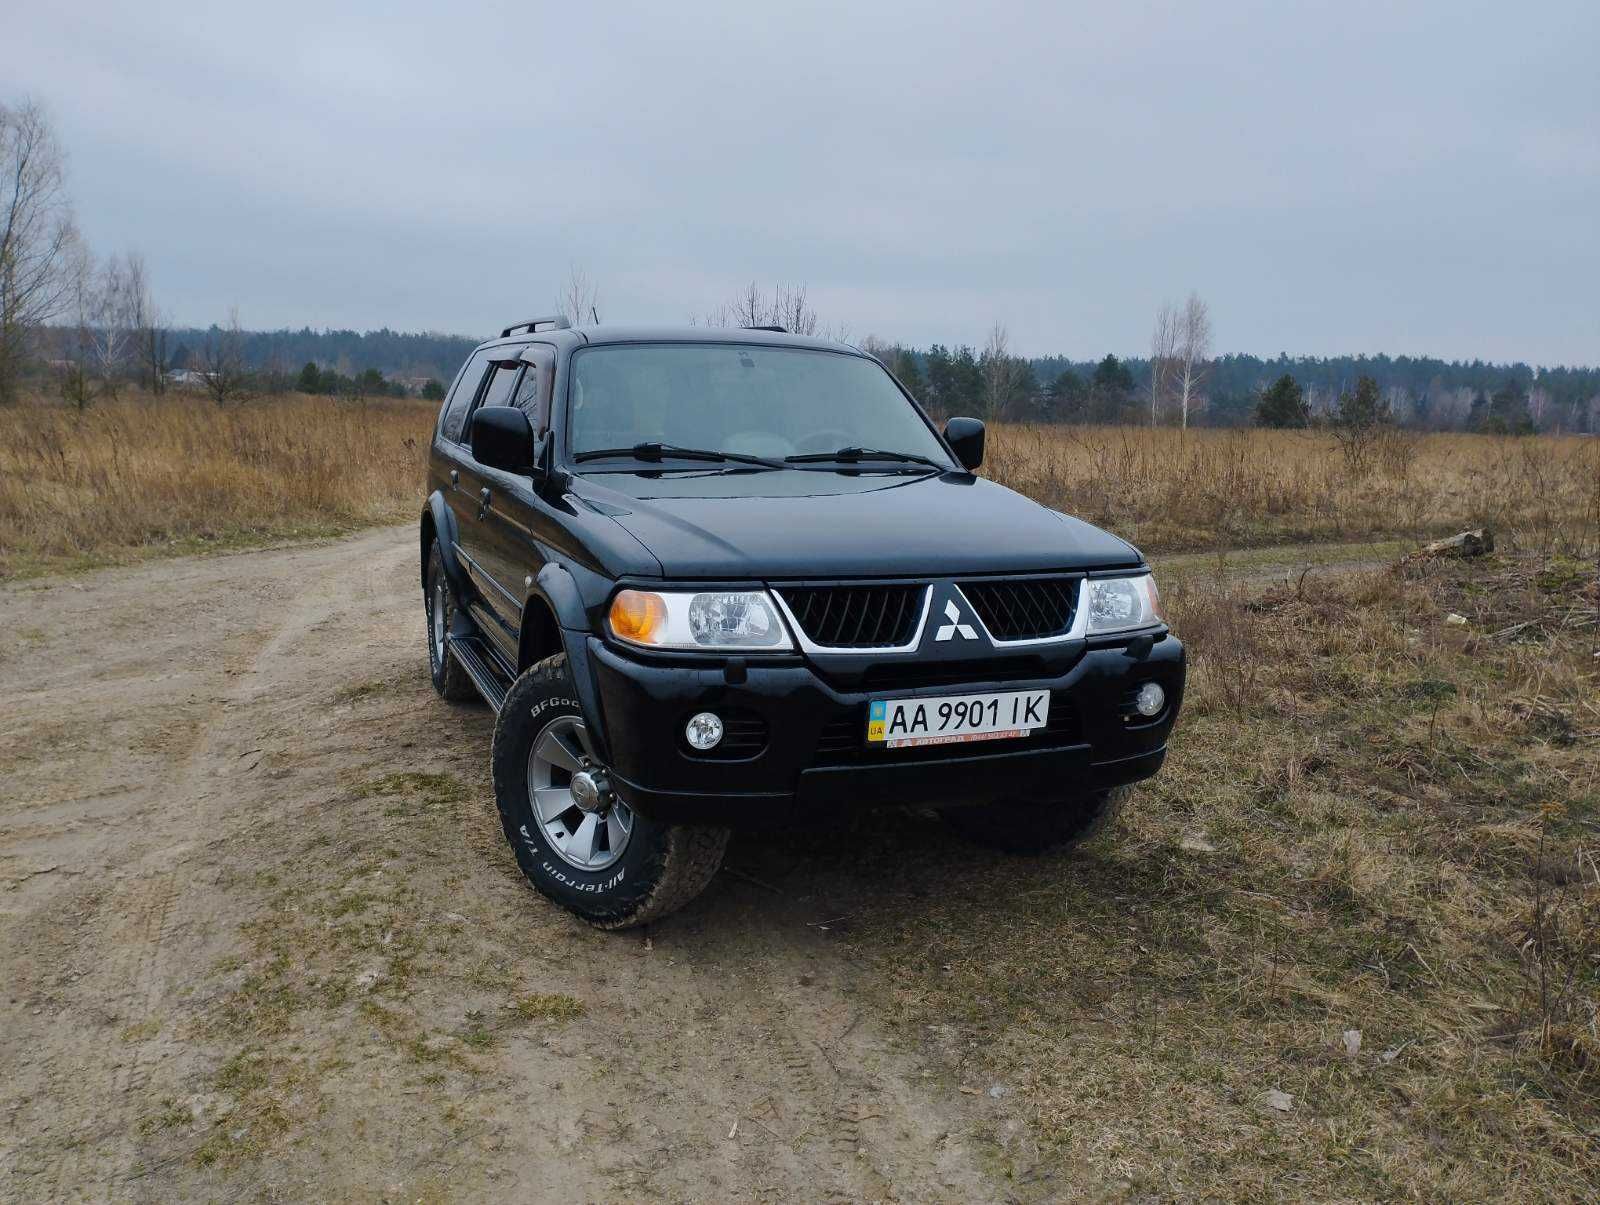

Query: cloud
5;0;1596;363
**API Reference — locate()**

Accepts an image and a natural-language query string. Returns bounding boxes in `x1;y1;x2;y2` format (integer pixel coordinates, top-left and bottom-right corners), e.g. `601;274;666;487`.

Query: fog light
685;711;724;751
1134;682;1166;718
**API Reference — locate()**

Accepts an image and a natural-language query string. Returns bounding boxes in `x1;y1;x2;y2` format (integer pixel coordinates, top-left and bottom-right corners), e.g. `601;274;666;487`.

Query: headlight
608;589;794;651
1086;574;1162;634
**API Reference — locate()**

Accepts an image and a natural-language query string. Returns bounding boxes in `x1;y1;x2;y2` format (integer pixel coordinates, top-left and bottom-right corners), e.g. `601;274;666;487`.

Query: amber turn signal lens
1147;576;1163;622
609;590;668;645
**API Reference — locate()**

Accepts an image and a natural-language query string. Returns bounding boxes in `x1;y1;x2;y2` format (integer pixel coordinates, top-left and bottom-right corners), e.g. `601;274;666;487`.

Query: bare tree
125;252;168;394
769;284;818;336
58;249;96;409
705;282;822;335
87;253;136;398
0;98;84;403
858;334;895;366
1148;301;1178;426
1174;291;1211;430
730;281;767;327
558;263;601;325
980;322;1031;421
198;307;250;405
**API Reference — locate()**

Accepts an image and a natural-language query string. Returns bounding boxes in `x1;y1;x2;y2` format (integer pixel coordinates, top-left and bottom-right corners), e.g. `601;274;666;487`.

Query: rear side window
439;349;493;443
478;363;521;411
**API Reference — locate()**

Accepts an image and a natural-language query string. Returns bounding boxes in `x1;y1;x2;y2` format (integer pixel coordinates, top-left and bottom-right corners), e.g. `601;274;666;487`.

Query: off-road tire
425;541;477;702
491;652;730;928
940;786;1129;854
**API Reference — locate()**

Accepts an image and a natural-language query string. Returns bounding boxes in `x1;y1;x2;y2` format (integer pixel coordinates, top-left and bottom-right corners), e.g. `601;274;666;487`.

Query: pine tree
1336;375;1391;429
892;349;925;399
925;344;953;411
1254;374;1309;428
1048;369;1085;421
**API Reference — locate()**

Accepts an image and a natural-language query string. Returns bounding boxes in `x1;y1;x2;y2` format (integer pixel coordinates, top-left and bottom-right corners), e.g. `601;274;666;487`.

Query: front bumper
585;630;1185;827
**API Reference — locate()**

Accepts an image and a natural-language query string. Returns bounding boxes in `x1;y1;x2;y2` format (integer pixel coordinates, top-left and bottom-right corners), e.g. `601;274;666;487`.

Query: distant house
166;369;209;389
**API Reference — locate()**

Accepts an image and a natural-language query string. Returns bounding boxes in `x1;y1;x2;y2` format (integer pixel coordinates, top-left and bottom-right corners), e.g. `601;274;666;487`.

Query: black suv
423;320;1184;927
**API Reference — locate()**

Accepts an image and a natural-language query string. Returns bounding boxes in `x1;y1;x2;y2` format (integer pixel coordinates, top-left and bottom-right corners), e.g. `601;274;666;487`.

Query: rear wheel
940;786;1128;854
425;540;476;702
491;653;729;928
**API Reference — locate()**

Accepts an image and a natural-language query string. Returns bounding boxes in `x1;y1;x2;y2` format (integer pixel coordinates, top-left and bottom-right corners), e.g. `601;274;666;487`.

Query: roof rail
500;315;572;338
743;324;787;333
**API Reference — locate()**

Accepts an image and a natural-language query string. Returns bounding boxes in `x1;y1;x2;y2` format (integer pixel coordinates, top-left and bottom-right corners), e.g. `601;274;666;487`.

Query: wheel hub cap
569;769;606;813
526;715;633;872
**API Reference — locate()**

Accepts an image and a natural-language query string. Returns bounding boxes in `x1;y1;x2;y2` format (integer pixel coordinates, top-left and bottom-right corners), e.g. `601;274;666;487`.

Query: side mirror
470;406;538;474
943;417;985;471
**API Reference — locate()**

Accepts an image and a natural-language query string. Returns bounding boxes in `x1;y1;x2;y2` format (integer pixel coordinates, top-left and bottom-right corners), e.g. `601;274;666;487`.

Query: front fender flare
422;492;467;596
533;562;614;766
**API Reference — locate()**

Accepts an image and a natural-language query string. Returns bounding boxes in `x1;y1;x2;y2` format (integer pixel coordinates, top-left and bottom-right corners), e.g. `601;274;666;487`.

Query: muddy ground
0;528;1382;1203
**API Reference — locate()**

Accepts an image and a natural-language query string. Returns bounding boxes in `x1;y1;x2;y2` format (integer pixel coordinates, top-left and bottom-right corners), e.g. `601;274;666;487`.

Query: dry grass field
853;551;1599;1198
986;422;1600;558
1;391;1595;578
0;392;434;578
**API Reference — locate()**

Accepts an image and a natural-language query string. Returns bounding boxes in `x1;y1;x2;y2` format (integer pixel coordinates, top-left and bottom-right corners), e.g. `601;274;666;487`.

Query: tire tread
494;653;729;930
427;543;478;702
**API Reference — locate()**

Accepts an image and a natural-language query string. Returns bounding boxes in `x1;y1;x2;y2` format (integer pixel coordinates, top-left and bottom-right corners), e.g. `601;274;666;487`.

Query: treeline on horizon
36;322;1600;433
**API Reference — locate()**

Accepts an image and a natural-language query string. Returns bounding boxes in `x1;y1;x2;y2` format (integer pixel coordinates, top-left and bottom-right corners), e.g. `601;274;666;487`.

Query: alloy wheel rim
526;715;633;872
431;577;446;666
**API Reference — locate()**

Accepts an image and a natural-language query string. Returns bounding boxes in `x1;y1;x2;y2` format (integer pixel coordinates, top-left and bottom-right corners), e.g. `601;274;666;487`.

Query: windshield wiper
574;442;787;470
784;446;946;469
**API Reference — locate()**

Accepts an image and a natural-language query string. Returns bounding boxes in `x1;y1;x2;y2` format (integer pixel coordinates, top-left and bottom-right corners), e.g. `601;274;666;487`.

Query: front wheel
491;653;729;928
940;786;1129;854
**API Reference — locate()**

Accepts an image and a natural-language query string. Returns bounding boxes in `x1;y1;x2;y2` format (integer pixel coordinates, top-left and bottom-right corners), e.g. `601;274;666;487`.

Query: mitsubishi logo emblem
934;599;978;642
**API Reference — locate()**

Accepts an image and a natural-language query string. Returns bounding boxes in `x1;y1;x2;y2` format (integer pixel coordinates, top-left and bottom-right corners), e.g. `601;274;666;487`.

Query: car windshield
567;343;953;467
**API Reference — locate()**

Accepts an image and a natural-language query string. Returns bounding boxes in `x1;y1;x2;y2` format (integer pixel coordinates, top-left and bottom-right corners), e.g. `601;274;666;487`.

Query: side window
514;348;555;429
512;367;539;411
478;363;521;411
439;349;493;443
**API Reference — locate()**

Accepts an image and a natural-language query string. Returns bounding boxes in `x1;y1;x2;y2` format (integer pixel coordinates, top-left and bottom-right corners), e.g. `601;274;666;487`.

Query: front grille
777;584;925;649
814;694;1082;766
958;577;1078;641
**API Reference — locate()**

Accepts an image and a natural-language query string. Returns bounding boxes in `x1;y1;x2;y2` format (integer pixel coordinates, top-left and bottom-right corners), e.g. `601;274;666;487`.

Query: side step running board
447;635;515;713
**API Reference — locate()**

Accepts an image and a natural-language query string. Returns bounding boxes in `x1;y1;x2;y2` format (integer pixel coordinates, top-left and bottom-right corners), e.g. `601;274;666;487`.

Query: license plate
867;689;1049;749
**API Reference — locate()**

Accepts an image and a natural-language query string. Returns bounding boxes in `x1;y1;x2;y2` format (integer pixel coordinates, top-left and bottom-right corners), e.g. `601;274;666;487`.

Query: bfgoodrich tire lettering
491;653;729;928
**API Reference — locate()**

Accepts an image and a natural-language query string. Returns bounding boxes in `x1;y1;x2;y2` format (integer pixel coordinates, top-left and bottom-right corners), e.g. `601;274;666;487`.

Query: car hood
573;469;1141;580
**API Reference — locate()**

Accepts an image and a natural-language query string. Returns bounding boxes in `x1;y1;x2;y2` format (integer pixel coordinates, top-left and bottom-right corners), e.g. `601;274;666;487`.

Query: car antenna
591;305;600;324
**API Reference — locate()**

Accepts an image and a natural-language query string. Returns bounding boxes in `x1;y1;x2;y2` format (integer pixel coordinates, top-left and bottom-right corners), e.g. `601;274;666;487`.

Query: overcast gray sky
4;1;1596;363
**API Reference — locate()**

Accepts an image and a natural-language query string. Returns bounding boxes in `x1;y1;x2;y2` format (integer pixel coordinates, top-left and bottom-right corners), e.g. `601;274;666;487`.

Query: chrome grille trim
771;585;933;657
953;579;1091;647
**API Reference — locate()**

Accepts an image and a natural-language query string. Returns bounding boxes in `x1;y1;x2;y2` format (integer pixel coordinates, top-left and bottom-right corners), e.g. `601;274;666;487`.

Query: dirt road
0;526;1014;1203
0;526;1402;1202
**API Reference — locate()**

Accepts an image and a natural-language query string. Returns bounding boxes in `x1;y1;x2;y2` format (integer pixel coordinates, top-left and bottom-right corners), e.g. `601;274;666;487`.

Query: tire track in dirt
104;533;417;1193
3;526;1028;1201
1;528;414;1201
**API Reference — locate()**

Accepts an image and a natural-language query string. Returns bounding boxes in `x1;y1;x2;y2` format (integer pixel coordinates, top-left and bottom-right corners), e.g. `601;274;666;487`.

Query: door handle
449;469;459;486
476;487;491;520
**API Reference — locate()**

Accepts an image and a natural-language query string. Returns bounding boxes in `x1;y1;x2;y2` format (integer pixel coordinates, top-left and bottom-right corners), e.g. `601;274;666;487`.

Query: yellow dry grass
2;394;1596;578
850;551;1599;1199
987;424;1600;557
0;392;433;578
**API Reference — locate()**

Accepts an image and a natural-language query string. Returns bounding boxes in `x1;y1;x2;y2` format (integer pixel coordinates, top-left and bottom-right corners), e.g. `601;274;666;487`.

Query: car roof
476;324;866;358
